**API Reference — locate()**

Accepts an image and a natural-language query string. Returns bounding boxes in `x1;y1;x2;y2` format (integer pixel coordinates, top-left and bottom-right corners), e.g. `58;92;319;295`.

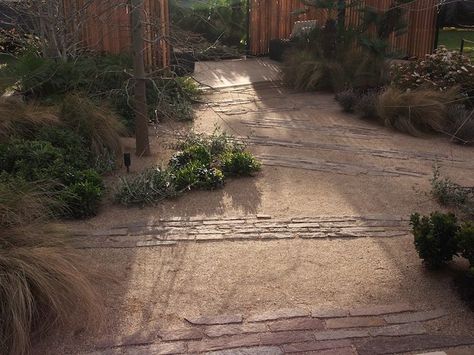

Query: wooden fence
64;0;170;69
249;0;439;58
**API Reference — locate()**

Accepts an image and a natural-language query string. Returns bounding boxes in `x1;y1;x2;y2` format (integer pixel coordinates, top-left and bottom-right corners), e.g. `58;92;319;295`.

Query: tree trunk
130;0;151;157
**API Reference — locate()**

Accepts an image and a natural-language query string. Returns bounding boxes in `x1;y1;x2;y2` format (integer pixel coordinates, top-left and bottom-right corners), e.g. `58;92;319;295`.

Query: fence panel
65;0;170;69
249;0;438;58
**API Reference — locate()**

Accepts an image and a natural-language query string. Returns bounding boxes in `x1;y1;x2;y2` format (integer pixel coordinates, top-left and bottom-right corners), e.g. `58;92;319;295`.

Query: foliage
390;47;474;106
59;169;105;219
116;131;260;206
170;0;247;49
0;138;105;219
457;223;474;274
335;89;359;112
355;91;380;119
0;99;59;142
221;151;261;176
1;53;201;128
173;162;224;191
0;173;59;227
411;212;459;269
115;168;177;206
430;166;474;219
0;176;102;355
60;94;125;160
377;87;457;136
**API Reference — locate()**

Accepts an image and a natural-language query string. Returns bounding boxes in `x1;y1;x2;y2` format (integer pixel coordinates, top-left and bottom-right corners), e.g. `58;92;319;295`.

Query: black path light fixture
124;152;131;173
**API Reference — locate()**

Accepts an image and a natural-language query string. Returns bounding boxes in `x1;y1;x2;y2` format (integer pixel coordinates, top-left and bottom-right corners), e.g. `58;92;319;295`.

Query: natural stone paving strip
88;304;474;354
242;119;390;140
259;154;427;178
244;136;470;167
71;215;411;249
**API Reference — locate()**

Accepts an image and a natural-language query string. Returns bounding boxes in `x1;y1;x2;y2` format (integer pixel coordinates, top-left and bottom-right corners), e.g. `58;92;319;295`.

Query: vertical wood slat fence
249;0;439;58
64;0;170;69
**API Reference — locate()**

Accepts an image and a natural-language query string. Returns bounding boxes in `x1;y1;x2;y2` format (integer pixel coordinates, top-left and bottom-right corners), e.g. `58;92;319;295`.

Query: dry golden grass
0;239;103;355
0;178;104;355
60;94;125;159
0;99;59;142
0;177;61;228
377;87;458;136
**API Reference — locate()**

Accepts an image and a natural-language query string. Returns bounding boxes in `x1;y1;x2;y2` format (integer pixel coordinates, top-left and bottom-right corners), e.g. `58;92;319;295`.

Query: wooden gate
249;0;438;58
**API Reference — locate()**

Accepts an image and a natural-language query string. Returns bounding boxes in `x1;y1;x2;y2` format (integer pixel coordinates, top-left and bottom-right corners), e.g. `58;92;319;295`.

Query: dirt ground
39;77;474;354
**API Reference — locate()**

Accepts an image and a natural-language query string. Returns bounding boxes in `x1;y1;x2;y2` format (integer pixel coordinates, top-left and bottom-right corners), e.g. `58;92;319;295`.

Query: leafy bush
115;168;177;206
355;91;380;119
335;89;359;113
411;212;459;269
169;144;212;169
116;131;260;206
59;169;105;219
173;163;224;191
457;223;474;274
377;87;457;136
221;151;261;176
0;139;69;181
0;139;104;219
390;47;474;106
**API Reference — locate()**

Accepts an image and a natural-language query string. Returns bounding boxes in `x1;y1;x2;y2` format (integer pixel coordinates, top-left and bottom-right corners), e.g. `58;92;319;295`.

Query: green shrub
457;223;474;274
0;139;67;181
169;144;212;169
37;126;91;169
335;90;359;113
0;139;104;219
172;162;224;191
411;212;459;269
59;170;104;219
115;168;177;206
221;151;261;176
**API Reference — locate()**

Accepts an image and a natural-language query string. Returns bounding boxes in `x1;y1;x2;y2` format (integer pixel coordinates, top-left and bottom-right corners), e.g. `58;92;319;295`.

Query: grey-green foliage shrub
431;166;474;218
115;131;261;206
115;168;177;206
411;212;459;269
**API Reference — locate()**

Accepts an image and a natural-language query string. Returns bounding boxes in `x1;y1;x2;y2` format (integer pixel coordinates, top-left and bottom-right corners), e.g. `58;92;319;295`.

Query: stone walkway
89;304;474;354
72;215;410;249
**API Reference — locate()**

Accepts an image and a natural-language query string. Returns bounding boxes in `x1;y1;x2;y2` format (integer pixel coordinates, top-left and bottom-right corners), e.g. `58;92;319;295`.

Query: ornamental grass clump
377;87;457;136
0;177;102;355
